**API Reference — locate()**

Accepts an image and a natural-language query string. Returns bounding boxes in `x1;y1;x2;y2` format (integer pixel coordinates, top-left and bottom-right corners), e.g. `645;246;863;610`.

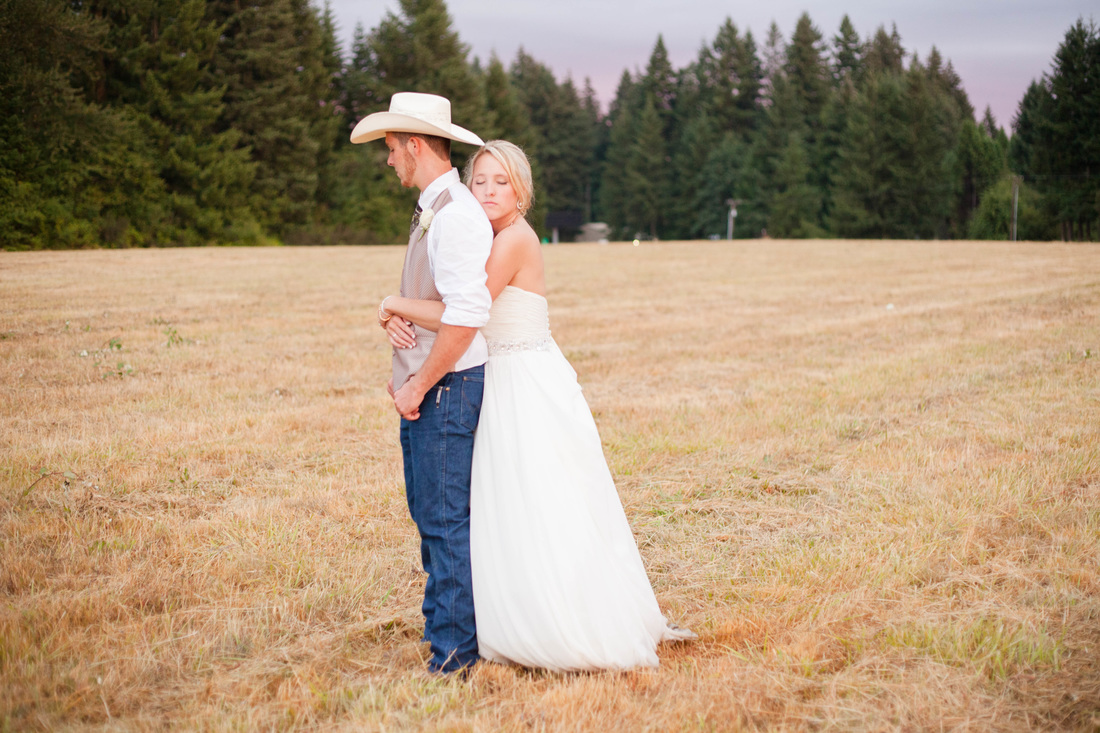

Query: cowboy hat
350;92;484;146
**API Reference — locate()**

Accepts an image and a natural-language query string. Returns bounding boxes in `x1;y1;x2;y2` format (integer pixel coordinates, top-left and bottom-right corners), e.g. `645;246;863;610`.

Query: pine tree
769;132;824;237
115;0;261;244
819;16;864;227
482;55;533;145
829;30;972;241
361;0;488;150
8;4;1068;247
643;36;676;128
903;56;960;238
477;52;547;228
510;50;598;235
625;96;666;238
708;19;762;137
210;0;323;233
678;43;712;116
829;71;909;237
341;23;380;133
1006;22;1100;242
661;48;710;239
817;87;851;228
785;13;831;131
625;37;678;235
556;78;599;226
691;133;765;238
509;51;561;204
3;0;278;248
670;110;718;237
785;12;832;229
318;3;343;83
0;0;165;248
925;46;974;120
757;20;809;233
1009;80;1052;179
733;30;764;131
832;15;863;84
864;25;905;76
980;106;1000;138
599;70;641;238
580;79;603;224
761;21;786;106
1045;18;1100;239
954;118;1008;234
310;1;346;224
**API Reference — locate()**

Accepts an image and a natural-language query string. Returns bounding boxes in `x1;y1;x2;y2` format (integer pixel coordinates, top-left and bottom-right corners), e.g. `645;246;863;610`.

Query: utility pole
726;199;741;240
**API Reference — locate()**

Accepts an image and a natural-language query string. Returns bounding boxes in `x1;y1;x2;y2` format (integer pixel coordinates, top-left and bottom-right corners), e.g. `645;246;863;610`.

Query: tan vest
392;188;455;390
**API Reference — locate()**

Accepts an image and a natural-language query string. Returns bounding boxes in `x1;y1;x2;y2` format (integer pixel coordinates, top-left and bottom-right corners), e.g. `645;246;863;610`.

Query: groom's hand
393;380;424;420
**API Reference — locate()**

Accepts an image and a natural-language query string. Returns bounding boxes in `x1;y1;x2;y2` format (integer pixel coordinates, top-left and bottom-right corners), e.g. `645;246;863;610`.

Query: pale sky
326;0;1097;130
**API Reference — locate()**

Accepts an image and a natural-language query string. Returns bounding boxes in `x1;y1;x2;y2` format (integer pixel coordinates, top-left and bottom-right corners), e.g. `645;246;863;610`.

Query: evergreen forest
2;0;1098;249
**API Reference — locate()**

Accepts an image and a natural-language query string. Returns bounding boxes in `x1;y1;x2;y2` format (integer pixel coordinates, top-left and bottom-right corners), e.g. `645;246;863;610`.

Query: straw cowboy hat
350;92;484;146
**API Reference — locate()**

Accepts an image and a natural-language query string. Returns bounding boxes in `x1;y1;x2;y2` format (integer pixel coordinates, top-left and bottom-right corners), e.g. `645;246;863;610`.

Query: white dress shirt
419;168;493;371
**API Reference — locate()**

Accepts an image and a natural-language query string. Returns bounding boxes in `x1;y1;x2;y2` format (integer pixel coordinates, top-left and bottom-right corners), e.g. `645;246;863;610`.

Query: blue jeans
399;365;484;673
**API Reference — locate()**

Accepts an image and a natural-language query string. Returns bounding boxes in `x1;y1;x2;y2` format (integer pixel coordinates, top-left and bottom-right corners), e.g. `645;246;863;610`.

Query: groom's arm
429;204;493;327
392;200;491;420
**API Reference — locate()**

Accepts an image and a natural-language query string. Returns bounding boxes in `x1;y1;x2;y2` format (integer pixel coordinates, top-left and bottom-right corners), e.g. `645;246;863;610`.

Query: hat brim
350;112;484;146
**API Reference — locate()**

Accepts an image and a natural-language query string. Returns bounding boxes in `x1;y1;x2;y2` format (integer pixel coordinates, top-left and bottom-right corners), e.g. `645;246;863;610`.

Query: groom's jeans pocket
456;370;484;432
417;366;483;432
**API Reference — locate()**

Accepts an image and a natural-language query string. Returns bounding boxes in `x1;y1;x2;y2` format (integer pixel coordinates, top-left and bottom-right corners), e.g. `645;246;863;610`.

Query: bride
378;140;693;671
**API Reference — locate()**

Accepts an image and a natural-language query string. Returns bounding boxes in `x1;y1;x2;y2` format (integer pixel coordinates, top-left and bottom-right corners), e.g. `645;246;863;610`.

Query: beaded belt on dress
486;335;553;355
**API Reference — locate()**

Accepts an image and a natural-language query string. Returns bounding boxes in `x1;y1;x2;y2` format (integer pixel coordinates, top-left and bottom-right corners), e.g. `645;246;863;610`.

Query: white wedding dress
469;286;692;671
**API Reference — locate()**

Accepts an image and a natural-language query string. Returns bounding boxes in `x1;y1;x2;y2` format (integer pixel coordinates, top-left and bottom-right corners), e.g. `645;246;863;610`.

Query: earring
516;201;523;210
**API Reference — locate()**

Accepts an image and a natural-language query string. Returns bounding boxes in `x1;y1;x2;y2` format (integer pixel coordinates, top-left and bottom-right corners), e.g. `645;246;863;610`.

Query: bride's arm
380;295;444;331
379;296;443;350
380;227;529;347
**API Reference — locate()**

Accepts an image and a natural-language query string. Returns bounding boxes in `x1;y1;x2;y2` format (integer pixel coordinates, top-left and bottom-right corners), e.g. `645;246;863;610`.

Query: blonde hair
463;140;535;216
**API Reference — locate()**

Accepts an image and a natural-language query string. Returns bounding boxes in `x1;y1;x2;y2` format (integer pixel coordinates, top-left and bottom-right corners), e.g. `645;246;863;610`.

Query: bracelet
378;296;394;326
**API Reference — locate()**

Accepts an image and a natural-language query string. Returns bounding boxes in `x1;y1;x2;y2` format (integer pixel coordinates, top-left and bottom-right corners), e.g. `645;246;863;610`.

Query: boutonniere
419;207;435;232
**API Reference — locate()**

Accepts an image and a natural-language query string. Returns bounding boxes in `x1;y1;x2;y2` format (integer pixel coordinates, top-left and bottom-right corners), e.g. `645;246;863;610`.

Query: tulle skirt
469;342;671;671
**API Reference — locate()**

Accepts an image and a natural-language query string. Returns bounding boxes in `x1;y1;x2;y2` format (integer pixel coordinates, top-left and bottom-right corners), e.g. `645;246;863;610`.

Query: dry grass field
2;239;1098;731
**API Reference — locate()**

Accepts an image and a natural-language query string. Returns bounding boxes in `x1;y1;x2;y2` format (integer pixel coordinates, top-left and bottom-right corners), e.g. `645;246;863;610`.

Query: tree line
1;0;1097;249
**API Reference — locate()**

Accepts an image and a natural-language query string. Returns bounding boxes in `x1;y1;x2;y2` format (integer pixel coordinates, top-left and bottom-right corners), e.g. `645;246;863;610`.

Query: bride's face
469;154;518;223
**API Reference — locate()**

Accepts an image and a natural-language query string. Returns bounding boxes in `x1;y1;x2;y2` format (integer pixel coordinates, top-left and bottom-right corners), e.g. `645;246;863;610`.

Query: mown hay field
2;240;1098;731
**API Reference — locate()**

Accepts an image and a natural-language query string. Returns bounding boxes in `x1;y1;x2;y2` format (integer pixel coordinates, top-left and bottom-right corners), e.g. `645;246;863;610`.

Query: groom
351;93;493;673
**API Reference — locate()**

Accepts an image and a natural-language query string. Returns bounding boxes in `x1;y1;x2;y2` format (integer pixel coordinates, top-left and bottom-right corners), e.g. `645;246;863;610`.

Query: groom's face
385;133;417;188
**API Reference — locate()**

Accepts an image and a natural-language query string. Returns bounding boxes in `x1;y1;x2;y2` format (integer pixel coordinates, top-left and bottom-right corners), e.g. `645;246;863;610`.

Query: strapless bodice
481;286;551;355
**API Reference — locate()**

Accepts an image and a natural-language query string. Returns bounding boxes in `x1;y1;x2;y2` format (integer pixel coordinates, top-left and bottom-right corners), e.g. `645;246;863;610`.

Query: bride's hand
386;317;416;349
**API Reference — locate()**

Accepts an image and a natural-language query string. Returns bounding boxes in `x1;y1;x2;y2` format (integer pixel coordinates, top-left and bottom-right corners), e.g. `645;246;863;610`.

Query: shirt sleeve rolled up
427;199;494;328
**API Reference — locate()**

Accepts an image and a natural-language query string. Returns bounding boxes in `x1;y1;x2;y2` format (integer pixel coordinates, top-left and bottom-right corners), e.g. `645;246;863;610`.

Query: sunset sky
326;0;1097;130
